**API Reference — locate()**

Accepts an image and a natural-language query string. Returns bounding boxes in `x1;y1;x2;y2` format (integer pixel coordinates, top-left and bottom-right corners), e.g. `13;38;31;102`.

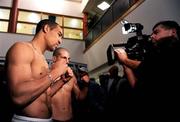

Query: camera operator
115;20;180;121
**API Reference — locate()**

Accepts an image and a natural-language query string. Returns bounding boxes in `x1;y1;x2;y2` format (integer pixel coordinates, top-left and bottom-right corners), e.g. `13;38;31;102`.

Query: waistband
12;114;53;122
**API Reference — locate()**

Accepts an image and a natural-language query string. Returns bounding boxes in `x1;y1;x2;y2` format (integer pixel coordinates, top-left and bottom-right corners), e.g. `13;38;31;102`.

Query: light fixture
28;13;40;23
97;1;110;11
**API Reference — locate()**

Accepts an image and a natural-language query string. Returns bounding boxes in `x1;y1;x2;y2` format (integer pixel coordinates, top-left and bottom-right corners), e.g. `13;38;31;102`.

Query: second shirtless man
51;47;89;122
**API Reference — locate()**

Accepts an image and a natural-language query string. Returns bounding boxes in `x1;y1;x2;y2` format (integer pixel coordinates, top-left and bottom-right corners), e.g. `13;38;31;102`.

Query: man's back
134;37;180;120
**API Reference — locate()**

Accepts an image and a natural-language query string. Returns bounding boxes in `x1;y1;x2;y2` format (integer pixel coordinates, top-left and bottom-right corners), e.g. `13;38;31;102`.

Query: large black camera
107;22;153;65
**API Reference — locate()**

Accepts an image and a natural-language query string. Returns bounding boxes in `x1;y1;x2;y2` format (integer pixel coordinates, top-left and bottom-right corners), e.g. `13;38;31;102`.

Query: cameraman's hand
115;48;141;69
115;48;128;63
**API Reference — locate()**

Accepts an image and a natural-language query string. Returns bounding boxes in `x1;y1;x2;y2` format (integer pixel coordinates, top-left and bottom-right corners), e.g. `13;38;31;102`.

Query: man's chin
48;47;55;52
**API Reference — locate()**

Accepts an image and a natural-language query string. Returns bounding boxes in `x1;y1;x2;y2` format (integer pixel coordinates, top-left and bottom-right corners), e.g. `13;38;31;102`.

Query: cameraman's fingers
115;49;128;63
115;48;128;57
115;48;126;54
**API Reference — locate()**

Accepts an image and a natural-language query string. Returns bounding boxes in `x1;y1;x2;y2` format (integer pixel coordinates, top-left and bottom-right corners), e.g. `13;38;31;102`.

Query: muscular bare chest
31;54;49;78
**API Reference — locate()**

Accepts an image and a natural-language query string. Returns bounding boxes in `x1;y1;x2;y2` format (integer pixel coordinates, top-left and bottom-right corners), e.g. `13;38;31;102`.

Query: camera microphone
113;43;126;47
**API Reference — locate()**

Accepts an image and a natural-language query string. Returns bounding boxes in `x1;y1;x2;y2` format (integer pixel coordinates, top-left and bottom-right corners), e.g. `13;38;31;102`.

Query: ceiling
65;0;83;2
83;0;114;17
65;0;114;28
65;0;114;18
83;0;114;28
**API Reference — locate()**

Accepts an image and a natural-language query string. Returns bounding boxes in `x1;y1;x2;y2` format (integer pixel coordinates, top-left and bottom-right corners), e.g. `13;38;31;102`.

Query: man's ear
42;24;49;33
172;28;177;36
52;56;56;62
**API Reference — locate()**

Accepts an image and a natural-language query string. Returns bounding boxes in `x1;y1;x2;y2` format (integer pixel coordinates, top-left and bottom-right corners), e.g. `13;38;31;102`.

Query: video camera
107;21;153;65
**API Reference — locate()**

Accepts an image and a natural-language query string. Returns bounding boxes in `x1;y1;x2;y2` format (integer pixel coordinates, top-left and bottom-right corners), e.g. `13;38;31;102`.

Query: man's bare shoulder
9;41;31;50
6;41;34;62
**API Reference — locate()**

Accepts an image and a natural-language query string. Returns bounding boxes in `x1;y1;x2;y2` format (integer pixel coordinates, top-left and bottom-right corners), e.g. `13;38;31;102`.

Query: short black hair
35;19;59;35
153;20;180;31
79;71;88;78
153;20;180;39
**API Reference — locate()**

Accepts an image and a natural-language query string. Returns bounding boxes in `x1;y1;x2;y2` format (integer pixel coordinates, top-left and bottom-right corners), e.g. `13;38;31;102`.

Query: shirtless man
51;47;89;122
6;19;68;122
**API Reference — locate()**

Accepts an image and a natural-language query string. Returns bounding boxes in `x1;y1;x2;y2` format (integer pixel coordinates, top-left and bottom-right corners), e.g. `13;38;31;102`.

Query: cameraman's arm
123;58;141;69
73;78;88;100
115;48;141;69
123;65;137;88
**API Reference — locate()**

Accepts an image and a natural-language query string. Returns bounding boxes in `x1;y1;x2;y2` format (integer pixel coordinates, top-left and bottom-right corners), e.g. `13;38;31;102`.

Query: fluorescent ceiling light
97;1;110;11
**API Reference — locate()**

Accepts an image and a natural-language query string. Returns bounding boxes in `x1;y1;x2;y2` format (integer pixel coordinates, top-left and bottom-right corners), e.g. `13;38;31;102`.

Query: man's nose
58;39;62;45
58;40;61;45
66;59;70;64
150;34;154;40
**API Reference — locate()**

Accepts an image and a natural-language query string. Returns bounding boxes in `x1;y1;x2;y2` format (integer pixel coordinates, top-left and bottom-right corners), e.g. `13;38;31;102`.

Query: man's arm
73;77;89;100
47;67;73;97
48;77;72;97
123;65;137;88
114;48;140;88
115;48;141;69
